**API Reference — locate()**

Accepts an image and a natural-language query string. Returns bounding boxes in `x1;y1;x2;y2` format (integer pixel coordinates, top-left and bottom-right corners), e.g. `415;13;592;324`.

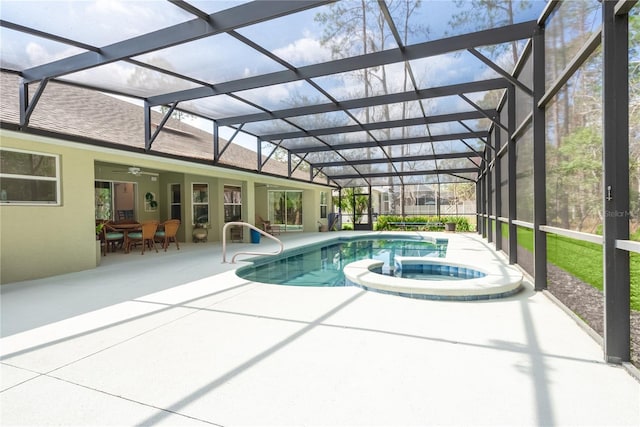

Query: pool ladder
222;221;284;263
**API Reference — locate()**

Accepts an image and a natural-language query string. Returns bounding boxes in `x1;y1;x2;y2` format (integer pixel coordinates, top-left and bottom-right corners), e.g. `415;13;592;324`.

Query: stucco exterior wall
1;129;333;284
254;185;268;223
1;132;98;284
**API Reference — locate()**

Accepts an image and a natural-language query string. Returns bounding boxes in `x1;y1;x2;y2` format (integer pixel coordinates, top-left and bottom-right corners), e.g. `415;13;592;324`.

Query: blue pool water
372;262;487;281
236;236;447;287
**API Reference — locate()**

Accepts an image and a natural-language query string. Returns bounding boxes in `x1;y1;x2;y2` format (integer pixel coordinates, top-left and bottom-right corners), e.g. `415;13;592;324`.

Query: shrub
375;215;472;232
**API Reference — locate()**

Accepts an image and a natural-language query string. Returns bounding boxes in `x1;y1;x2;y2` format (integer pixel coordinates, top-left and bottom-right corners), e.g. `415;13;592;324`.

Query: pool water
236;237;447;287
371;261;488;281
395;272;461;281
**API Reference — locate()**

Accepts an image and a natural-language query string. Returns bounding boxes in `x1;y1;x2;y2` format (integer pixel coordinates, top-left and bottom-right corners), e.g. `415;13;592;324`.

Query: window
224;185;242;222
0;148;60;205
320;191;327;218
192;183;208;225
384;192;391;214
169;184;181;221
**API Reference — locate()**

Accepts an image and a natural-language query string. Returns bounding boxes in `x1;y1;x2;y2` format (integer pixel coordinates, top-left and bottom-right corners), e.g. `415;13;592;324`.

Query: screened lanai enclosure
1;1;639;365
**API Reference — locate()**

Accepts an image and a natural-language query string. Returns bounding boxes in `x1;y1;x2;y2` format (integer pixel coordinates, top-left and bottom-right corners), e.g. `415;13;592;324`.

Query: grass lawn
515;226;640;312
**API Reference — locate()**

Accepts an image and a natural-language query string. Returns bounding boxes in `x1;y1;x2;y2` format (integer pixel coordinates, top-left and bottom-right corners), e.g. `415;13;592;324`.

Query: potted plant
95;222;105;265
95;222;105;240
193;222;208;243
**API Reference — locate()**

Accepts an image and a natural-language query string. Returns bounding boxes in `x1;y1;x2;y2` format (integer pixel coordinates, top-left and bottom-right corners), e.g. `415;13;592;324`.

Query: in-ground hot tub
343;256;523;301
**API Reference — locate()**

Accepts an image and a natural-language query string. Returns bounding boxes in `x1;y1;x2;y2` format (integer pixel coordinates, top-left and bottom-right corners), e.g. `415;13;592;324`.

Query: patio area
1;231;639;426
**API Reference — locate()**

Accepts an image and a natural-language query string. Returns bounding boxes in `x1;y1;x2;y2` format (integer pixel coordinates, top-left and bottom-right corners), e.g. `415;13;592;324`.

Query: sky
0;0;549;152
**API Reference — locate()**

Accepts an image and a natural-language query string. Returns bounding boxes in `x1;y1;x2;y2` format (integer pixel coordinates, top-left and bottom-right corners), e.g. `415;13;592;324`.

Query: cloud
25;42;51;65
86;0;193;44
24;42;82;66
411;53;470;88
272;37;331;67
239;79;308;110
90;0;132;16
63;62;133;90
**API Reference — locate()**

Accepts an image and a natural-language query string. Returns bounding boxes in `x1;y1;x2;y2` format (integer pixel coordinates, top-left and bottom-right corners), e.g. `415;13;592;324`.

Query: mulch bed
546;263;640;368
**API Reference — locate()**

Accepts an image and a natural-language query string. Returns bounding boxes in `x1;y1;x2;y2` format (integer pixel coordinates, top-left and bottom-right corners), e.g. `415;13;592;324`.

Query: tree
628;11;640;234
448;0;533;67
336;187;369;224
128;57;194;122
315;1;428;195
555;127;602;232
441;182;475;215
159;105;192;122
544;1;602;229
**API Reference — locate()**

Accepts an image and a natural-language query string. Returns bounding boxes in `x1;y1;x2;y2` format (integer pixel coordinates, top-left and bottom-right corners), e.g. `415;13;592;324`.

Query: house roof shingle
0;71;321;184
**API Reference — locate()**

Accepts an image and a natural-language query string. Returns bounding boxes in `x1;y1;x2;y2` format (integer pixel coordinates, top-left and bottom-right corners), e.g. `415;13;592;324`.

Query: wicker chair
126;220;159;255
256;215;273;234
155;219;180;251
100;221;125;256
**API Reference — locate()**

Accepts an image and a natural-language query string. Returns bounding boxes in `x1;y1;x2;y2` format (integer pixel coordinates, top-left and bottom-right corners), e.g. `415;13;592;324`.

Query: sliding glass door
268;190;303;232
95;181;136;221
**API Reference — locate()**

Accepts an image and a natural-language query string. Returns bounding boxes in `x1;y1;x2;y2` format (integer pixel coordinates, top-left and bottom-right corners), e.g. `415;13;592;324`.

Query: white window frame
320;191;327;218
0;147;61;205
169;183;181;221
223;185;242;222
192;182;209;225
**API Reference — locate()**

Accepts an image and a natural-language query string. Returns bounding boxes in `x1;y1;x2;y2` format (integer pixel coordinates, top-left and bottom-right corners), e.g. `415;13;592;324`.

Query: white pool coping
343;233;524;300
344;256;523;300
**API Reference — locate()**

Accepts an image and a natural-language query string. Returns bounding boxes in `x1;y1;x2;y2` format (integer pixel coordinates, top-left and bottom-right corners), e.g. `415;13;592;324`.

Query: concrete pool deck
1;231;639;426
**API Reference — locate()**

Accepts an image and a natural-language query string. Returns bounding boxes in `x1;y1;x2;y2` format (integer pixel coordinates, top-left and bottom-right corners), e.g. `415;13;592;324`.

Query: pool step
283;269;343;287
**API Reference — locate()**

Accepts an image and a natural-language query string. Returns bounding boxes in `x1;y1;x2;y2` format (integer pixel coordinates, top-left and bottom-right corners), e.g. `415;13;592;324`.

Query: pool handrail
222;221;284;264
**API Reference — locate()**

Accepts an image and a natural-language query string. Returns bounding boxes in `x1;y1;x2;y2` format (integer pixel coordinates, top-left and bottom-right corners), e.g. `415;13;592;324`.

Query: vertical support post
144;101;152;152
602;0;630;364
480;172;488;239
486;152;493;243
494;131;502;251
287;152;292;178
19;78;49;129
213;121;219;164
476;176;482;235
368;185;373;227
507;84;517;264
19;79;28;129
401;184;405;218
338;188;342;229
352;189;357;226
533;25;548;291
257;138;262;172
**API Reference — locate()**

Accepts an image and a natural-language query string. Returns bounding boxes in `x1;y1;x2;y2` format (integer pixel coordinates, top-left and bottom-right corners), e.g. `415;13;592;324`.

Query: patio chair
256;214;274;234
126;220;159;255
117;209;134;221
155;219;180;251
100;221;125;256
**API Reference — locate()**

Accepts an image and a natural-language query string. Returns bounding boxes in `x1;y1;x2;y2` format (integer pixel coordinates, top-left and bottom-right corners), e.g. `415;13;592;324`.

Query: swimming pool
235;235;448;287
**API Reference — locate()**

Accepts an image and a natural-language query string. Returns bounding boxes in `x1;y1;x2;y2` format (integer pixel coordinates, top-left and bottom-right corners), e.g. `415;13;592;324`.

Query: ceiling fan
113;166;159;177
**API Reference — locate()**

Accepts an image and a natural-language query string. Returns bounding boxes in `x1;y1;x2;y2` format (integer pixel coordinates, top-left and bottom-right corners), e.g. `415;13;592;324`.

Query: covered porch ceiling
0;0;548;188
